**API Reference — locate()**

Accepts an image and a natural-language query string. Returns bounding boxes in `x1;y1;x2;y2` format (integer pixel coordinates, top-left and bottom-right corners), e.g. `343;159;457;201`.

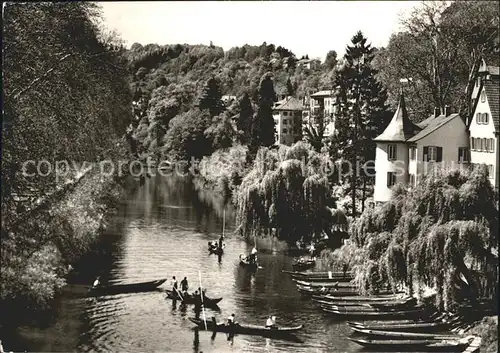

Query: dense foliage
1;3;132;321
235;142;347;244
329;31;390;217
374;1;499;121
329;166;498;310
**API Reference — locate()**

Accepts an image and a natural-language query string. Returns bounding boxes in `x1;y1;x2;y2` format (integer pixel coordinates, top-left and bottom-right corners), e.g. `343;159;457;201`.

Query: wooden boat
292;258;316;270
239;254;259;270
323;304;421;313
365;297;417;309
322;306;424;318
283;270;353;281
313;293;407;302
88;279;166;296
165;290;222;307
348;337;471;351
348;323;453;333
295;280;356;289
208;241;225;255
189;318;303;336
350;327;459;340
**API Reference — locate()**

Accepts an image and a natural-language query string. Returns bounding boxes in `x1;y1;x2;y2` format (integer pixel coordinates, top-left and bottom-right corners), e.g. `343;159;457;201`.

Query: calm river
4;175;361;353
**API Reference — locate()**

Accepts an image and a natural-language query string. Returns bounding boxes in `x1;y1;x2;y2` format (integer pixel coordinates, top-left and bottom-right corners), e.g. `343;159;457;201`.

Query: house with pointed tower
468;59;499;190
373;91;470;203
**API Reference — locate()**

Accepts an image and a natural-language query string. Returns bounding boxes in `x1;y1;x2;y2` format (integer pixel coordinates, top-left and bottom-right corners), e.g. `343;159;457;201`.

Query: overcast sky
100;1;421;61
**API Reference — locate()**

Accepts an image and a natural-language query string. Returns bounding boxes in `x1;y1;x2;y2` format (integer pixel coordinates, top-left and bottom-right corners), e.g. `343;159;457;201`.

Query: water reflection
6;175;357;353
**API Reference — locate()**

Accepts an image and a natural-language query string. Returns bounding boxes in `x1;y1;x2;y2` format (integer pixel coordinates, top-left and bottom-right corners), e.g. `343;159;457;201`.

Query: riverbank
0;164;130;327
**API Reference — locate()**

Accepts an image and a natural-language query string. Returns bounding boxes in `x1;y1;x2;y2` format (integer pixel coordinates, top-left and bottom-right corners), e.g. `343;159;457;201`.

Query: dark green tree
198;76;225;117
286;77;295;96
237;92;254;144
330;31;389;216
250;72;277;152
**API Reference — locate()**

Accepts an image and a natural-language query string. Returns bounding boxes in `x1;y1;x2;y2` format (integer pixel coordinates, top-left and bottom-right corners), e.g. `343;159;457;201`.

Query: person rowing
171;276;180;298
249;246;258;264
218;234;224;250
226;313;235;327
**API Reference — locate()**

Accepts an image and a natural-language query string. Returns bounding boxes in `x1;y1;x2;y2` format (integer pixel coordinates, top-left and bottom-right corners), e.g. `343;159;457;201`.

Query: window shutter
458;148;461;162
423;146;428;161
387;172;391;187
485;113;489;124
476;113;480;123
437;147;443;162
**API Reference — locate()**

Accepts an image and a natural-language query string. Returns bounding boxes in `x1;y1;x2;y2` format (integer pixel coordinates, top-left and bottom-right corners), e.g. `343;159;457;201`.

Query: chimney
434;107;440;117
444;105;451;117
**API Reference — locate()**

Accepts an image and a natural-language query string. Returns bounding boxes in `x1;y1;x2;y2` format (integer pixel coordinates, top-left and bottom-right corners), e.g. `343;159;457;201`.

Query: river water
4;175;361;353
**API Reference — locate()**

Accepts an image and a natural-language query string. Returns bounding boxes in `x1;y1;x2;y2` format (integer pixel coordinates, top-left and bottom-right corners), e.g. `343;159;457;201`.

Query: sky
100;1;421;61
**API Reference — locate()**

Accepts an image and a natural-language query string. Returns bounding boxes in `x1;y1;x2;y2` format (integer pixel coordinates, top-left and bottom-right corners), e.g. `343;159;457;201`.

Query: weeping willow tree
236;142;347;244
336;165;498;309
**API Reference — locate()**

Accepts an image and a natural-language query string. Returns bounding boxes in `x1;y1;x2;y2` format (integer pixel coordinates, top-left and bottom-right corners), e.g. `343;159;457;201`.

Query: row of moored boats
285;270;482;352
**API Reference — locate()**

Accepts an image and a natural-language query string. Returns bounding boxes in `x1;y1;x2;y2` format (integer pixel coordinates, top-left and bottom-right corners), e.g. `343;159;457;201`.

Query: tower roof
374;92;421;142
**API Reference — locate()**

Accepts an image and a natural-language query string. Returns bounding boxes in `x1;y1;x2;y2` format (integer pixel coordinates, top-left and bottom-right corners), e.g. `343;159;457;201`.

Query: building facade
273;97;304;146
468;61;499;189
308;90;336;138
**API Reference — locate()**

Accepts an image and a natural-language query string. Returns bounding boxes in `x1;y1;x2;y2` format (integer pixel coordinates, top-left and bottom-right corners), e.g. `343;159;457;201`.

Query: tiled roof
484;77;499;132
310;90;334;97
407;113;460;142
274;97;304;111
374;93;421;142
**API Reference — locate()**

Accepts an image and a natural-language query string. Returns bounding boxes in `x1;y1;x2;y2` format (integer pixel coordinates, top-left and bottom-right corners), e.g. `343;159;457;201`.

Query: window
387;172;396;187
282;119;287;125
388;144;397;160
480;91;486;103
283;111;288;116
470;137;475;151
282;128;288;134
423;146;442;162
477;113;490;124
488;164;494;177
409;146;417;160
476;113;481;124
409;174;416;187
483;113;489;124
482;138;487;152
490;138;495;152
458;147;469;163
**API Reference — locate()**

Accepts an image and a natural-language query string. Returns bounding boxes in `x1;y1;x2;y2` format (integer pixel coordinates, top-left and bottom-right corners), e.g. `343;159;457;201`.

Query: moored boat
239;254;259;270
350;327;459;340
348;337;471;351
88;278;166;296
322;306;424;318
292;258;316;270
313;292;407;302
189;317;303;337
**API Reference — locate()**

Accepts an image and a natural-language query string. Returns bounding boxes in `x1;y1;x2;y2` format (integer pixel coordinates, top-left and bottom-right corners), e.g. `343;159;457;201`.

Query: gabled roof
374;93;421;142
274;97;304;111
310;90;334;98
484;78;499;132
408;113;461;142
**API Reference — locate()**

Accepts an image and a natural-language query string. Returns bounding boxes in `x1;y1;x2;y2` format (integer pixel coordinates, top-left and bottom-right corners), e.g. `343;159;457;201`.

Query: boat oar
199;271;207;331
173;286;184;302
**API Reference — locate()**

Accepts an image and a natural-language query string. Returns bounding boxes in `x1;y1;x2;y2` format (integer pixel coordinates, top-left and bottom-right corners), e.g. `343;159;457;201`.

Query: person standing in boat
218;234;224;250
171;276;179;296
249;246;258;264
265;315;276;329
309;243;316;258
93;276;100;288
180;277;189;295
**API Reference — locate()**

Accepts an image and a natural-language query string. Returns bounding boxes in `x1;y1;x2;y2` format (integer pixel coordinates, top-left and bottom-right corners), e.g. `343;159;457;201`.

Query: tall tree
374;1;499;121
330;31;389;217
237;92;254;144
198;76;225;117
286;77;295;96
250;72;277;152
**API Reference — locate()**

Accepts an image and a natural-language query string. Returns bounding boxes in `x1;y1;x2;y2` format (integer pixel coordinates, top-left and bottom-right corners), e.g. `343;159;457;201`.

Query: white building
309;90;336;138
373;92;470;202
468;61;499;189
273;97;304;146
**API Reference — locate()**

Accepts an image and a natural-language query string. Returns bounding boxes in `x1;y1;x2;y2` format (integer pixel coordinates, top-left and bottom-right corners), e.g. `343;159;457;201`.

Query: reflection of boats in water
292;257;316;270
